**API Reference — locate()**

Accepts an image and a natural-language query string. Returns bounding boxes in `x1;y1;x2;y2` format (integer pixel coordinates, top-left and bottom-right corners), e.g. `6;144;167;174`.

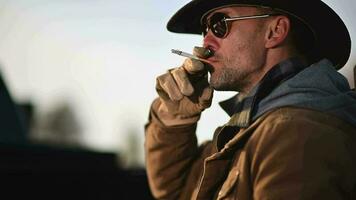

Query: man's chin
209;81;233;92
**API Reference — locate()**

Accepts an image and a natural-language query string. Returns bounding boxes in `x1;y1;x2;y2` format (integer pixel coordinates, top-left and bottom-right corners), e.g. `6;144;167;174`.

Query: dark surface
0;70;154;199
1;142;154;199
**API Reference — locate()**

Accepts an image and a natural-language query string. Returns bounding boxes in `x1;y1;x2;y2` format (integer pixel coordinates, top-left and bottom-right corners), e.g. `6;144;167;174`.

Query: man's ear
265;16;290;49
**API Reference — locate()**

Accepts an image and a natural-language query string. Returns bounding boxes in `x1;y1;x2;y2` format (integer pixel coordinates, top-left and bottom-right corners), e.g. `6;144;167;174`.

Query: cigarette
171;49;209;62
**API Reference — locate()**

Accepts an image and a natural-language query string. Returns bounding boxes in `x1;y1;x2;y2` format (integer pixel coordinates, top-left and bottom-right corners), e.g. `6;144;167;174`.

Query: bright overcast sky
0;0;355;157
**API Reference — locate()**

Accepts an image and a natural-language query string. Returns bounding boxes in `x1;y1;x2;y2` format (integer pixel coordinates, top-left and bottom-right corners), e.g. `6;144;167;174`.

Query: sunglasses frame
203;12;279;38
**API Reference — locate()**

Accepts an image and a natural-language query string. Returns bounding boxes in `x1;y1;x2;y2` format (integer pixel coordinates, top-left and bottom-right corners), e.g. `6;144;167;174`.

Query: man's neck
240;54;306;96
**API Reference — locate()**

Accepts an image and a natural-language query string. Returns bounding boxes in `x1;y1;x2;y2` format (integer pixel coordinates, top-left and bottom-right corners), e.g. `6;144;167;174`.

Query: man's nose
203;32;219;52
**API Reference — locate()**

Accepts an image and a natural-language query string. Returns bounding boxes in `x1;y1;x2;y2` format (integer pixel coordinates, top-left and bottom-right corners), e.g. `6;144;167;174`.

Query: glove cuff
150;98;201;127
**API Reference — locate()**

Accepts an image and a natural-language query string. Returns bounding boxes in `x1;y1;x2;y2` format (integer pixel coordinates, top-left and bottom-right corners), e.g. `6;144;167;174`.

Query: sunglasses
203;12;279;38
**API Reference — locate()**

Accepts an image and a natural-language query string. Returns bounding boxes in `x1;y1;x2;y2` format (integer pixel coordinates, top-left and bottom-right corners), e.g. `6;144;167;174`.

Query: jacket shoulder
243;106;356;199
258;106;356;131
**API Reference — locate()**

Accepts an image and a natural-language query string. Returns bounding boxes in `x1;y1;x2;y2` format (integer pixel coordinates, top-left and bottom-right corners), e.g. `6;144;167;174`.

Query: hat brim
167;0;351;69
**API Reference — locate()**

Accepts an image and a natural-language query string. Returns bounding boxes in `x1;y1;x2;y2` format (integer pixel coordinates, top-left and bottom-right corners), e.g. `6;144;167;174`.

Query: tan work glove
153;47;214;127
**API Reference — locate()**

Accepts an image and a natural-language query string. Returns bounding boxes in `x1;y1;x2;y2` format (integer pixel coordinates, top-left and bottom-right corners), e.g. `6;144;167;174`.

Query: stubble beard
209;57;254;92
208;42;265;93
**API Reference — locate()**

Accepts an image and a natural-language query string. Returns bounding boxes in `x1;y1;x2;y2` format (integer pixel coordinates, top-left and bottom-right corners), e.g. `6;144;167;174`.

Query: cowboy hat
167;0;351;69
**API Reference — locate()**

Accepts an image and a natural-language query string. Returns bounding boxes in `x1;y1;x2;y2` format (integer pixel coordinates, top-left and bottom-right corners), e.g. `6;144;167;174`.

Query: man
145;0;356;199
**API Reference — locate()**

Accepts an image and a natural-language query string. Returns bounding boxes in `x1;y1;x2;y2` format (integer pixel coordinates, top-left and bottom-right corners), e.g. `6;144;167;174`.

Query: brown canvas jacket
145;106;356;200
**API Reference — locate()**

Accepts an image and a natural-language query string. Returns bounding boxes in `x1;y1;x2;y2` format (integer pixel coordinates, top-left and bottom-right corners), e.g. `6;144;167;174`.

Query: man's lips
207;57;218;62
205;56;219;64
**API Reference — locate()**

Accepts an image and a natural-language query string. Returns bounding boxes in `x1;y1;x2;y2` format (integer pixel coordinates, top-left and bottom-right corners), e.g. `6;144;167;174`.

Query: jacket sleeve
144;99;213;200
248;108;356;200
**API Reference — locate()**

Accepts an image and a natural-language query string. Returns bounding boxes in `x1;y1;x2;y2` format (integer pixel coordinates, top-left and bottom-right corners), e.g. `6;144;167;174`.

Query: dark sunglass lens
213;22;226;37
210;13;227;38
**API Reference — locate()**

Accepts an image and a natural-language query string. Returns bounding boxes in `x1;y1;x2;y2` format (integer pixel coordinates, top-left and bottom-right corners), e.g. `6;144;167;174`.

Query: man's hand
154;47;214;126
